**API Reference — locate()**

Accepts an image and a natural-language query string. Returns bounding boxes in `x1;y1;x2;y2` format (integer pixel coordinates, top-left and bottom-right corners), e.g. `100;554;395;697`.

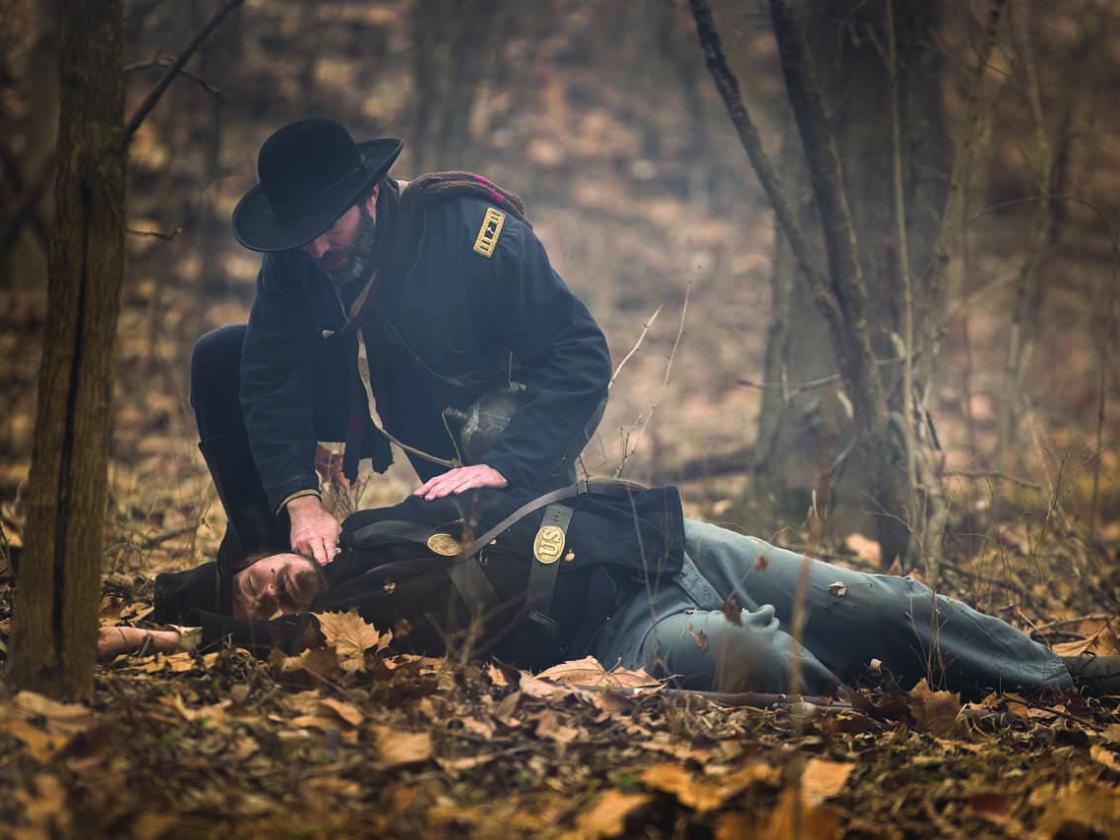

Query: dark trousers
595;521;1071;699
190;324;348;568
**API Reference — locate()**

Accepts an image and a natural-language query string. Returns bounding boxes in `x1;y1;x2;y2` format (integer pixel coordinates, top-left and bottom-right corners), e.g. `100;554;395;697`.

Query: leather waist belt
455;478;645;561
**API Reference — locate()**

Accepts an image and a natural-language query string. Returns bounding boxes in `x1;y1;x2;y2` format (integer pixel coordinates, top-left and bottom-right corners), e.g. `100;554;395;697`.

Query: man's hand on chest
413;464;508;501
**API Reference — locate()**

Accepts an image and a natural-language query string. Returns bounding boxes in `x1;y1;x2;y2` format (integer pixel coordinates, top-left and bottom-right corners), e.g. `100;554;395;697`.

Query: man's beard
321;204;377;295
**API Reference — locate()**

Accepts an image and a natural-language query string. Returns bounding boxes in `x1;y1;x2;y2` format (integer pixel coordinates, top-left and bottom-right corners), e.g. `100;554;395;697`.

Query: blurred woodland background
0;1;1119;835
0;0;1118;596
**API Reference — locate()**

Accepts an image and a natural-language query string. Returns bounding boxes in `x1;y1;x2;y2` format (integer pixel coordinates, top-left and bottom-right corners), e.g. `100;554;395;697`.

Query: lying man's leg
630;602;843;695
682;520;1073;699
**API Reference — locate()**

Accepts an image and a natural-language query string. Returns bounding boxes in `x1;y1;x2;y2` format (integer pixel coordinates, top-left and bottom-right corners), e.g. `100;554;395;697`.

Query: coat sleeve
478;216;611;488
240;253;322;511
187;609;315;658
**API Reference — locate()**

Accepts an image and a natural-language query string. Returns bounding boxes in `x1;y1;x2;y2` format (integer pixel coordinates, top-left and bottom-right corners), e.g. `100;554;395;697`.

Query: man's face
302;184;379;290
233;552;323;620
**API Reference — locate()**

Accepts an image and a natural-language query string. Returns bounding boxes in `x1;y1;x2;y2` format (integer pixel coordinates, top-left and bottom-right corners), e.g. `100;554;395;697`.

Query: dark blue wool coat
239;192;611;511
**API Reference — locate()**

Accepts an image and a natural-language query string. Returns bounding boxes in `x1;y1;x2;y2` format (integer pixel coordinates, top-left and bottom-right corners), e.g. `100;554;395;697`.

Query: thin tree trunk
8;0;125;700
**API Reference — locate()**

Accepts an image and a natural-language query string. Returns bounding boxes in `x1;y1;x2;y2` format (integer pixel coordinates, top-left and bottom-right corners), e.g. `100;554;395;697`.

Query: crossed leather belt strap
444;478;646;656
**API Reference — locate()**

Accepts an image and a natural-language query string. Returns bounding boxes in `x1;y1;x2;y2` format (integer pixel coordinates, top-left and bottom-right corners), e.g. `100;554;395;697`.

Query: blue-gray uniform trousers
592;520;1071;700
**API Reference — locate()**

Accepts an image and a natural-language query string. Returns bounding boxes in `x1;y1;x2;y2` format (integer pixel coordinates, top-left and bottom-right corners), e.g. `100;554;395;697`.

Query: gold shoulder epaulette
473;207;506;258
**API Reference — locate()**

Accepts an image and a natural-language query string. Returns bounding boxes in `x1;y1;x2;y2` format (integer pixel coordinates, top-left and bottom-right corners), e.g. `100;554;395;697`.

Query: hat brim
232;137;404;253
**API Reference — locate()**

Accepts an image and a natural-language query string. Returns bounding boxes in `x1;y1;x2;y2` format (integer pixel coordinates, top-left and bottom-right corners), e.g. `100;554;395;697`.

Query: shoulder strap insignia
472;207;506;258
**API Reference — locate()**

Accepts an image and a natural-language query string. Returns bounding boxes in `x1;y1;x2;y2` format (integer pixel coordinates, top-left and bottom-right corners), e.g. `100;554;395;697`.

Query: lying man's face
233;553;326;620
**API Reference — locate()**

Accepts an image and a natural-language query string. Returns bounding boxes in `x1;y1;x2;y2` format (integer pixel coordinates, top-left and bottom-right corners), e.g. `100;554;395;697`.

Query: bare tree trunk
8;0;125;700
410;0;507;173
746;0;952;565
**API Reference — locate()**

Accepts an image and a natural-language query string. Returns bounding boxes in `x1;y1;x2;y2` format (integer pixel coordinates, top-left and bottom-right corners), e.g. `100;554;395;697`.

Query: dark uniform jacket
152;485;685;667
240;185;612;512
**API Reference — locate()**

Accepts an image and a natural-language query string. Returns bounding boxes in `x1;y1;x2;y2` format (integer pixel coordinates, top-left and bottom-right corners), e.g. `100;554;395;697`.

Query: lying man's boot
1062;654;1120;696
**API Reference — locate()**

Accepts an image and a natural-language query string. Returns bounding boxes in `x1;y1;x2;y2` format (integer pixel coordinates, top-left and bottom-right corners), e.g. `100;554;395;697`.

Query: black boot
198;434;288;571
1062;654;1120;697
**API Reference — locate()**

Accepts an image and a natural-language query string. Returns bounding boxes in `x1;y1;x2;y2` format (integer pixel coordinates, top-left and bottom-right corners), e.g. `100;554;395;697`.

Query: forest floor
2;3;1120;831
0;446;1118;838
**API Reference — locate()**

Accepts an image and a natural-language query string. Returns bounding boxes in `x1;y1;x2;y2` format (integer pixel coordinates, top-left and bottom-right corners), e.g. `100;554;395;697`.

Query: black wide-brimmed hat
232;117;403;253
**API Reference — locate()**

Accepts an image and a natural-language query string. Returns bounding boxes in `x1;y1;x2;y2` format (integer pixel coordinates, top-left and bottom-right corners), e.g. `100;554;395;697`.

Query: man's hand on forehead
287;495;341;565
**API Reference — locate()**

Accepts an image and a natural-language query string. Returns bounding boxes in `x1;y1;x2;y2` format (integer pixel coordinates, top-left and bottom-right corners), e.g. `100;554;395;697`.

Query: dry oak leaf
1052;620;1120;657
640;762;779;813
537;656;659;689
907;679;962;737
568;790;650;840
276;645;341;682
799;758;855;807
314;609;391;672
371;725;432;768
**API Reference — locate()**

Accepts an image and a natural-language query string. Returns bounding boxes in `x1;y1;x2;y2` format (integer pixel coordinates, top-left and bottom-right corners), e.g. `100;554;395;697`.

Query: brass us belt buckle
533;524;565;565
426;533;461;557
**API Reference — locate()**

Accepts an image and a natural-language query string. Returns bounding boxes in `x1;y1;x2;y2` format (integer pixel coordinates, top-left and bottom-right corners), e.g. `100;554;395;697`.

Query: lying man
99;483;1118;700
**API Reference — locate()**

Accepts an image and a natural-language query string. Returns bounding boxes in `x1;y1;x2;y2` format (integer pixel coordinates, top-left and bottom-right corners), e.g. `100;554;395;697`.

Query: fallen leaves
639;761;780;813
799;758;854;806
1031;781;1120;837
372;725;433;768
536;656;658;689
0;691;96;763
907;680;962;737
568;790;650;839
1090;743;1120;772
314;609;392;672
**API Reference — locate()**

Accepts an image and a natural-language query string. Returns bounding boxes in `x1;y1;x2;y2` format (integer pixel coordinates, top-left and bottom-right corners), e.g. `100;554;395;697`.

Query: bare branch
767;0;884;427
920;0;1007;361
609;306;661;388
124;57;231;97
685;0;844;339
662;281;690;386
124;0;244;143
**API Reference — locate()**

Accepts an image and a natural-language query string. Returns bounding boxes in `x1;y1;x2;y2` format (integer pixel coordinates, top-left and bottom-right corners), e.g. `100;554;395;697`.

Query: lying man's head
233;552;328;620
